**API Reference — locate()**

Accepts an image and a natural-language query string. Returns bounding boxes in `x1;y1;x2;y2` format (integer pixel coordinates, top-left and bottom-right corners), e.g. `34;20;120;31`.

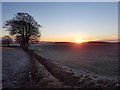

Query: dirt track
2;46;31;88
2;46;63;88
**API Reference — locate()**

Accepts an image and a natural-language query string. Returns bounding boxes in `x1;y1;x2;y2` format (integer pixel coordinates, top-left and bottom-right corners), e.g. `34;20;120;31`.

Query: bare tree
2;35;13;46
4;12;42;49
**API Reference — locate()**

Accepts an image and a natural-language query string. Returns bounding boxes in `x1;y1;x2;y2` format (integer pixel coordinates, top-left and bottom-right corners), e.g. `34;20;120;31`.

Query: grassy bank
25;48;119;89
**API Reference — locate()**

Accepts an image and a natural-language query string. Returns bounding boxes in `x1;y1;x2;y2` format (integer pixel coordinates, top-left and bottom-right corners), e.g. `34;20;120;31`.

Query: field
2;47;31;88
29;43;118;80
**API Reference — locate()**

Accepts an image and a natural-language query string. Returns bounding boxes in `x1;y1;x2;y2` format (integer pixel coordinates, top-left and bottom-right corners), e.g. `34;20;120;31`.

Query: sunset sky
2;2;118;42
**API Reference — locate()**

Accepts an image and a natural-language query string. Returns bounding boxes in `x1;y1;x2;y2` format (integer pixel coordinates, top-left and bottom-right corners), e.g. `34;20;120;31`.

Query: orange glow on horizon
73;39;89;44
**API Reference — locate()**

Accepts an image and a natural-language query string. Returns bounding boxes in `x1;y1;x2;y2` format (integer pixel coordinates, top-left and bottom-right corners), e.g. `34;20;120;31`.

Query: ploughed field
29;43;118;80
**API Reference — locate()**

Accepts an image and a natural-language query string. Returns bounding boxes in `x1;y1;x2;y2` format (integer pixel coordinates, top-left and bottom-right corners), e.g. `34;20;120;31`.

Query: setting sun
74;39;88;44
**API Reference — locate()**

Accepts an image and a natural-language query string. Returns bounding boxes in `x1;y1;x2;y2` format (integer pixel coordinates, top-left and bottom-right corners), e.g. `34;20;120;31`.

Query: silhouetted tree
2;35;13;46
29;36;40;44
15;35;22;44
4;12;42;49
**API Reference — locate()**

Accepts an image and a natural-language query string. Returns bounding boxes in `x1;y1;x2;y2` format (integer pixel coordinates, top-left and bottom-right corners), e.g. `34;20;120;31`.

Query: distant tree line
2;35;13;46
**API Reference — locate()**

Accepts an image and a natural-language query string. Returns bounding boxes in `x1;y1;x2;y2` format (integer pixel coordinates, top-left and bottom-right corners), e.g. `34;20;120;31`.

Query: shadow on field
2;45;20;48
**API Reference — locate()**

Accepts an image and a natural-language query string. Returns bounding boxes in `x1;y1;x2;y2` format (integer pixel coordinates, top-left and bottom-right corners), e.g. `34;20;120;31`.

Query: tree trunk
7;42;9;47
19;34;29;49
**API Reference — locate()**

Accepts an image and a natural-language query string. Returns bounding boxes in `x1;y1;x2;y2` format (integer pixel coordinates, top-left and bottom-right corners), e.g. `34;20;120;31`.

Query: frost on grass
2;47;31;88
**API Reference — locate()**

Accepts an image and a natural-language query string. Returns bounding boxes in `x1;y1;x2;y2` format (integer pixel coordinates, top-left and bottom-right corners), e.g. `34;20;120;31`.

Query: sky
2;2;118;42
1;0;120;2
